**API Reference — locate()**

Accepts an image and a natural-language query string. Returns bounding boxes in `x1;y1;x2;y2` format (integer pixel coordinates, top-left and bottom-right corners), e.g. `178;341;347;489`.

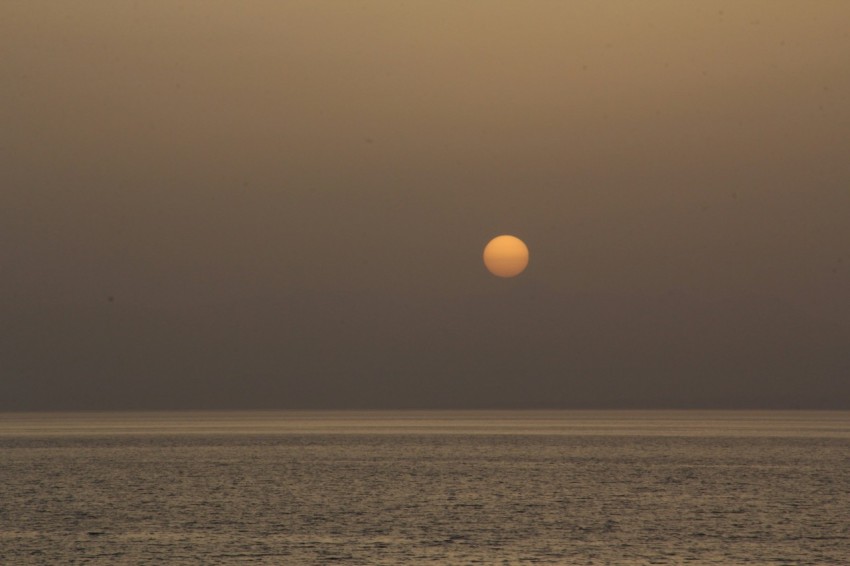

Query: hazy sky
2;1;849;410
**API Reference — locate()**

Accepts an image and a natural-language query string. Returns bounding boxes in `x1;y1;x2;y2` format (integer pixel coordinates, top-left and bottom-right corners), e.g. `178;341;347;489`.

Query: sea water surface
1;411;849;564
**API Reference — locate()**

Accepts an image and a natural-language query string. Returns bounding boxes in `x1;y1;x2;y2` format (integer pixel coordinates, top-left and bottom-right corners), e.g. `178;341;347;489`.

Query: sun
483;235;529;278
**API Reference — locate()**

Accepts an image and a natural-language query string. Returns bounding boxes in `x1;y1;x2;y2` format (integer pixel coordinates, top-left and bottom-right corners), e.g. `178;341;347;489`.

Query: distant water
2;411;849;564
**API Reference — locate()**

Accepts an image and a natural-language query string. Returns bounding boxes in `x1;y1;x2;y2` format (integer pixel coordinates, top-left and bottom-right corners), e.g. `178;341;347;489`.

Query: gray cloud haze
2;2;849;409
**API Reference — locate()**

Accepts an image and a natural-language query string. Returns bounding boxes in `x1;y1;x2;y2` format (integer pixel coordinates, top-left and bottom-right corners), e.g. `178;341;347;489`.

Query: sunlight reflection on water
2;411;849;564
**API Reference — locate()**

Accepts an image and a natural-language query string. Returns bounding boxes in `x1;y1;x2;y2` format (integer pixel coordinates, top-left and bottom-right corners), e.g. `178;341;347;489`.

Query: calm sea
1;411;849;564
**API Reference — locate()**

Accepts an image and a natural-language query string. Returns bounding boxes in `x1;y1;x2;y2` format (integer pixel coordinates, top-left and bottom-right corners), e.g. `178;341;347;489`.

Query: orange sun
483;235;529;278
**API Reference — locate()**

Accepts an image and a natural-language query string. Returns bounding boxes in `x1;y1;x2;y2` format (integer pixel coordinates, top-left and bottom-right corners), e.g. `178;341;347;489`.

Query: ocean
1;411;848;564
